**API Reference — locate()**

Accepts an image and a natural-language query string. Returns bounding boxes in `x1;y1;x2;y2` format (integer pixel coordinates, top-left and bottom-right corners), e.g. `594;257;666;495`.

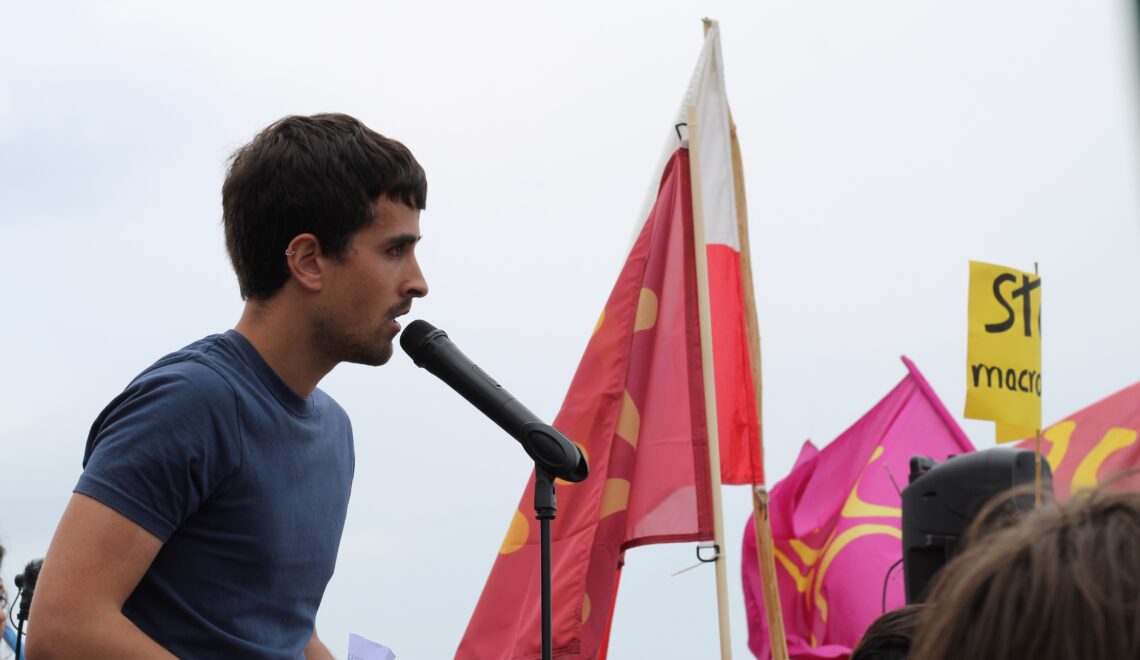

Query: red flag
742;358;975;659
458;148;713;659
709;230;763;486
1016;381;1140;499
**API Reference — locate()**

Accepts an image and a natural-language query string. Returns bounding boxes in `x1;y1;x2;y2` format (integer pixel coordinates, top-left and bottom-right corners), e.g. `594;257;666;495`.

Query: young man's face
313;196;428;366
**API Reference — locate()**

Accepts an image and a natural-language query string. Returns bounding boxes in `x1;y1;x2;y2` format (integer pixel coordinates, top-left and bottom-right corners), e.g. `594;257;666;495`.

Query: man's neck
233;300;332;399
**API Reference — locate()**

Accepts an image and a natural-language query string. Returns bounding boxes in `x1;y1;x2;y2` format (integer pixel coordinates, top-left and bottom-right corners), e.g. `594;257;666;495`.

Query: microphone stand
534;467;557;660
399;321;587;659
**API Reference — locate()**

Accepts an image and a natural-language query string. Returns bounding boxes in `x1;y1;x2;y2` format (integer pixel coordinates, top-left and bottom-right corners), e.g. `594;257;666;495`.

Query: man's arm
26;493;176;659
305;628;335;660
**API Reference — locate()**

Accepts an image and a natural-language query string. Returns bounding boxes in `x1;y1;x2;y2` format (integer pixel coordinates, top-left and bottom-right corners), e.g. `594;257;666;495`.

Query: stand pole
1034;431;1043;505
1033;262;1042;506
3;623;24;660
534;468;557;660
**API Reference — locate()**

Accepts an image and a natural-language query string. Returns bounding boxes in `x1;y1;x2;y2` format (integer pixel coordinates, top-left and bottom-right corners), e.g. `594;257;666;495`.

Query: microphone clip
521;422;588;483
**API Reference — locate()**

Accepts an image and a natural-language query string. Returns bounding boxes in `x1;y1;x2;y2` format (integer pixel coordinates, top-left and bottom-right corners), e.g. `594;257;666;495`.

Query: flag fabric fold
742;358;975;659
459;22;763;658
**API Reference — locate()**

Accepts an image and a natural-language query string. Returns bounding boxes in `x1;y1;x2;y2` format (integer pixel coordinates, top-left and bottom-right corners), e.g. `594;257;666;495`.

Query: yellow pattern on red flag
1016;382;1140;499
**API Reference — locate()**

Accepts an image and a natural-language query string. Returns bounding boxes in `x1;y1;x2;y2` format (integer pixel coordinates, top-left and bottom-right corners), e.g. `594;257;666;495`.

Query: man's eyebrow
384;233;422;247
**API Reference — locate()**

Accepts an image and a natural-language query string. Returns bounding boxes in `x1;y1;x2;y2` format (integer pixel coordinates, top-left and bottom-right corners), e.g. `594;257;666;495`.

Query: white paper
348;633;396;660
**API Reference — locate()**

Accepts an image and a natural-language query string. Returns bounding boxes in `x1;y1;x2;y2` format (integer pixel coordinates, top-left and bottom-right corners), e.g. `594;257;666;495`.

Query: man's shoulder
91;334;252;432
79;336;252;537
131;335;240;405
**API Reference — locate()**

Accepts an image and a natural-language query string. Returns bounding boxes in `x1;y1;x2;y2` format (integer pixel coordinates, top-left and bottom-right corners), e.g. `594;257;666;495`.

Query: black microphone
400;320;588;482
15;558;42;623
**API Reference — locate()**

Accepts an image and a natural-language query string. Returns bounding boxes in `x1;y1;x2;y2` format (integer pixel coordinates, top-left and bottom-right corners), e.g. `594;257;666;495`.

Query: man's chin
349;342;394;367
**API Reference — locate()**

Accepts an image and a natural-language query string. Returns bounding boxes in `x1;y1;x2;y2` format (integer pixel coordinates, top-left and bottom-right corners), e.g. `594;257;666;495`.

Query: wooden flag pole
728;111;789;660
687;100;734;660
696;18;787;659
752;489;789;660
1034;262;1042;506
1035;430;1043;505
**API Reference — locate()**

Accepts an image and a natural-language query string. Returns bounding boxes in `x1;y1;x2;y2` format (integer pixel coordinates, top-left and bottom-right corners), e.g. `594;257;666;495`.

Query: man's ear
285;234;323;292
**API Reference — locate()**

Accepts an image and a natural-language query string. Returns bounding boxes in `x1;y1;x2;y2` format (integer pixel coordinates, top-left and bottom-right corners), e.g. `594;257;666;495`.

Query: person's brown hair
911;487;1140;660
850;604;923;660
222;113;426;300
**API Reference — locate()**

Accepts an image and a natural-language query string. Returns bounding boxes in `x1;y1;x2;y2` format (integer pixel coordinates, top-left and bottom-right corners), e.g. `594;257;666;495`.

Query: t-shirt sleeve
76;361;243;542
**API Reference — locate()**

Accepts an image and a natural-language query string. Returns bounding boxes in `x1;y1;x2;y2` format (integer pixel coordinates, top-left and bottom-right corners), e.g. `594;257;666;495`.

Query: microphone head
400;319;442;362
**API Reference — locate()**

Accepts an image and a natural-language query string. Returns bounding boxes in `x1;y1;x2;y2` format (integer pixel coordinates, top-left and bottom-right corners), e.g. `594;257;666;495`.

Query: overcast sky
2;2;1138;658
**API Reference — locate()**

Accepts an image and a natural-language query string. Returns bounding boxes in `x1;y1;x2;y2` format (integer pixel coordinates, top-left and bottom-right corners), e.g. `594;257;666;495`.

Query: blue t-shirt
76;330;354;659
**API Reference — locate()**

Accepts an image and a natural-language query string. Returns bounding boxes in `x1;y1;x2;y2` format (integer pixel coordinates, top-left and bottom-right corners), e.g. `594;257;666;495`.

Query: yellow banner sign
964;261;1042;442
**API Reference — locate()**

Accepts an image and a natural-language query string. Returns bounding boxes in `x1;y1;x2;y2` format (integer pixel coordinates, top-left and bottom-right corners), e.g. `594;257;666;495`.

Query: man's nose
402;257;428;299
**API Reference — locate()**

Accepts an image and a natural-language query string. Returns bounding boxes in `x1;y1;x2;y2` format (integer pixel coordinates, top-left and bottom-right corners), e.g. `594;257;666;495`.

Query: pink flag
742;357;975;659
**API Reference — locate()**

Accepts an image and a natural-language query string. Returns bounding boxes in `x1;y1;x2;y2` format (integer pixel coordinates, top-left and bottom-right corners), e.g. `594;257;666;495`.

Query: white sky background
1;1;1138;658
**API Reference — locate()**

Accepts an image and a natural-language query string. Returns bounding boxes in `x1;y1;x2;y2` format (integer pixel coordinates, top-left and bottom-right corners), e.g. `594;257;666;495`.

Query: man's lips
388;306;412;332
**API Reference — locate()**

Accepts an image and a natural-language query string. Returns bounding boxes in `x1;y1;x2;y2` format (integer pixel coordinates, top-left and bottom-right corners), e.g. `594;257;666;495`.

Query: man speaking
28;114;428;658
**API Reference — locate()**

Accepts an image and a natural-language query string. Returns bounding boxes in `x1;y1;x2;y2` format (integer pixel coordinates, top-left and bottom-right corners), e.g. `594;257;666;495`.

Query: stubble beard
311;315;395;367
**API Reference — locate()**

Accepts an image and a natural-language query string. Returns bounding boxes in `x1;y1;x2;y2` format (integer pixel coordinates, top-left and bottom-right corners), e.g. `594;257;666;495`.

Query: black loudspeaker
901;446;1052;603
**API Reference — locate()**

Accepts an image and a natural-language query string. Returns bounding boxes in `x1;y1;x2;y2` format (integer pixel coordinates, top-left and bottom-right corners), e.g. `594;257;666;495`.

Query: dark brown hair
850;604;923;660
911;487;1140;660
222;113;427;300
